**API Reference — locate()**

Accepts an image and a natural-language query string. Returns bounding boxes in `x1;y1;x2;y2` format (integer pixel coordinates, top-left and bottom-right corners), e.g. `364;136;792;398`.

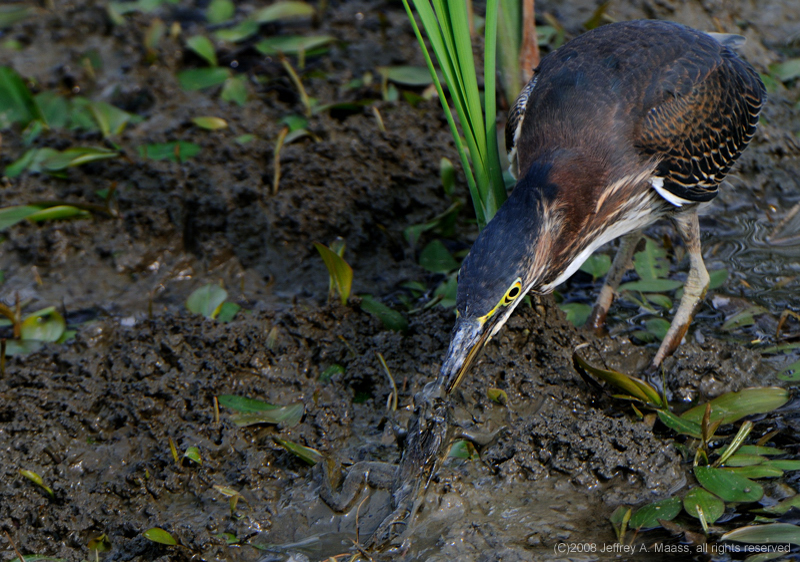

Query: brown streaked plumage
440;19;765;394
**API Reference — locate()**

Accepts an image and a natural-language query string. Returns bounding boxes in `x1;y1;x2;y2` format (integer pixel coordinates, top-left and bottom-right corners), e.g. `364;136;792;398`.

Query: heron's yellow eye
502;279;523;306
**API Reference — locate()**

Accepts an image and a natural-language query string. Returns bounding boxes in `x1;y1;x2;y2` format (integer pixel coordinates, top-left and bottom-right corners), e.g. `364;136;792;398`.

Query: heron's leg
588;230;643;331
315;459;397;513
651;209;710;368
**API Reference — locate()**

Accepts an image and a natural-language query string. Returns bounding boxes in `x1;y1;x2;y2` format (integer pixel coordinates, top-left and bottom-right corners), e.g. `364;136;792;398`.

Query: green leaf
723;465;784;479
87;534;112;552
0;5;31;29
619;279;683;293
722;523;800;546
419;239;459;273
319;364;345;382
573;350;663;407
206;0;234;23
448;439;479;460
177;67;230;90
230;403;304;427
34;91;69;129
645;317;670;341
255;35;335;56
218;395;278;413
186;35;218;67
235;134;254;145
722;304;768;331
138;141;201;163
359;295;409;333
280;114;308;132
216;301;240;323
681;388;789;426
724;454;767;467
274;438;322;465
0;205;43;230
634;238;669;281
88;101;132;137
759;495;800;515
183;446;202;465
683;488;725;524
737;445;787;456
40;146;118;171
27;206;91;223
221;75;248;106
186;283;227;318
770;59;800;82
487;387;507;405
440;157;455;196
252;1;315;23
19;469;54;498
657;410;702;438
0;66;41;128
314;242;353;305
579;253;611;281
433;275;457;308
764;460;800;471
214;20;259;43
629;496;681;530
559;302;591;327
380;65;434;86
778;358;800;382
5;149;37;177
645;293;673;310
694;465;763;502
708;268;729;290
192;116;227;130
20;307;66;342
143;528;177;546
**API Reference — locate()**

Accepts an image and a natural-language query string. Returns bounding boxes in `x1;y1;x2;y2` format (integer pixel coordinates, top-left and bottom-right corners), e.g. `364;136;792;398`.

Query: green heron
440;19;765;393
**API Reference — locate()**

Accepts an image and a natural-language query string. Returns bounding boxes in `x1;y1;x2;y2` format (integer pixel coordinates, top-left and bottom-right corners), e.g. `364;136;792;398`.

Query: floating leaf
255;35;335;56
143;528;177;546
419;239;459;273
183;446;202;465
192;116;227;130
708;268;729;290
274;438;322;465
88;101;132;137
206;0;234;24
487;388;508;405
230;403;304;427
380;65;434;86
619;279;683;293
724;454;767;467
138;141;201;163
723;465;784;479
681;388;789;426
448;440;479;460
770;59;800;83
765;460;800;471
657;410;702;438
646;293;673;309
760;495;800;515
217;395;277;413
314;242;352;305
221;75;248;106
252;1;314;23
177;67;230;90
737;445;786;456
19;469;54;498
186;35;217;67
722;523;800;546
186;283;228;319
214;20;259;43
573;350;663;407
683;488;725;524
722;304;768;331
629;496;681;530
634;238;670;281
20;307;66;342
216;301;240;323
359;295;408;333
579;253;611;281
645;317;670;341
559;302;591;327
694;465;763;502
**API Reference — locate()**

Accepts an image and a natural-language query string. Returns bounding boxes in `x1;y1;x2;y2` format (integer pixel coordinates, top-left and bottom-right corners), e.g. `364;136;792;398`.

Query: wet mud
1;0;800;561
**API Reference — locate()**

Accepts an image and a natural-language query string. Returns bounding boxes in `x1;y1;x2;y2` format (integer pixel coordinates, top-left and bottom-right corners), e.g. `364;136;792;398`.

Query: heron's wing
506;72;538;179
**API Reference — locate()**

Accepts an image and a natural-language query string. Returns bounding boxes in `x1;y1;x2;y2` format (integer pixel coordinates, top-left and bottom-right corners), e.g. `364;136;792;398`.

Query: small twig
272;126;289;195
5;531;25;562
280;54;312;117
776;309;800;339
370;106;385;132
375;351;398;412
213;396;220;425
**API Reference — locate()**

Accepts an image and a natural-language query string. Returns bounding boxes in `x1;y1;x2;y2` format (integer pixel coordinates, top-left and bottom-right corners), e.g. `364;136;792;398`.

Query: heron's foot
315;458;398;513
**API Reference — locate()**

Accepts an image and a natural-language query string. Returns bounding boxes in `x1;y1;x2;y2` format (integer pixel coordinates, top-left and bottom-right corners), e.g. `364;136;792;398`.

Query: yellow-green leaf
191;116;227;130
681;388;789;426
314;242;352;305
143;527;177;546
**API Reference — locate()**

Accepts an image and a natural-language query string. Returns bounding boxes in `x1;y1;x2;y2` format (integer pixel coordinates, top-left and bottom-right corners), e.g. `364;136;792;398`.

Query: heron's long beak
438;317;494;394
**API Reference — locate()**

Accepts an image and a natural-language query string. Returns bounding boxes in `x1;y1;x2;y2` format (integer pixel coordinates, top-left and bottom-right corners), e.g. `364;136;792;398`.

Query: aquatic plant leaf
217;395;278;413
230;403;304;427
221;76;248;106
723;465;784;479
559;302;591;327
87;534;112;552
722;304;768;331
319;364;345;383
214;532;240;544
186;35;218;67
314;242;352;305
88;101;132;137
764;460;800;471
183;446;202;465
214;20;260;42
0;5;30;28
0;66;41;128
138;141;201;163
252;1;314;23
722;523;800;546
359;295;408;333
216;301;240;323
634;238;669;281
143;527;177;546
681;388;789;426
737;445;787;456
579;253;611;281
186;283;227;319
19;469;54;498
487;388;508;405
724;454;767;467
255;35;334;56
694;465;763;502
39;146;118;170
0;205;43;230
573;350;663;407
34;91;69;129
619;279;683;293
770;59;800;83
657;410;702;438
708;268;729;290
21;307;65;342
206;0;234;23
778;358;800;382
27;206;91;223
419;239;459;273
381;65;434;86
274;438;322;465
645;317;670;341
192;116;227;130
629;496;681;530
609;505;631;542
235;134;254;145
3;339;44;356
177;67;230;90
449;439;479;460
646;293;673;309
683;488;725;524
759;495;800;515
